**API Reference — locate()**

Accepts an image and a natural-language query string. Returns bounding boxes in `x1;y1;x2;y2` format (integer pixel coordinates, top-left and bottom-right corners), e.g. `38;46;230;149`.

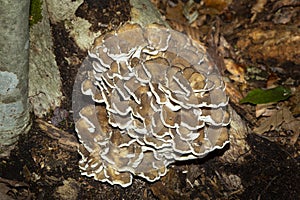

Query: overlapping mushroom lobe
74;23;230;187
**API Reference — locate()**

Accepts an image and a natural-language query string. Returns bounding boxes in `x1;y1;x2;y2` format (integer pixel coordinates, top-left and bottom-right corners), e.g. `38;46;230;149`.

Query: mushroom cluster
74;23;230;187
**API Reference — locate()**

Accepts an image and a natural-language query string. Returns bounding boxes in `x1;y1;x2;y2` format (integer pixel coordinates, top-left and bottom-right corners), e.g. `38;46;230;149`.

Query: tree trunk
0;0;31;155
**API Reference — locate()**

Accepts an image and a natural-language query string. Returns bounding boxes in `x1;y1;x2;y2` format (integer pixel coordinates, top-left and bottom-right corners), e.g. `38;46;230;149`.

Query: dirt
1;0;299;199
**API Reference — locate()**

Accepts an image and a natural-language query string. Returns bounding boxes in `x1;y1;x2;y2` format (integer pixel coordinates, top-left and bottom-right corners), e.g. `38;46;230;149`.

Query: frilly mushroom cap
73;23;230;187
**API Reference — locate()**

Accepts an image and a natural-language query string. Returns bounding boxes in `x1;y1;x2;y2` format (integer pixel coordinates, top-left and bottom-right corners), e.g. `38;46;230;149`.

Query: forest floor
1;0;300;199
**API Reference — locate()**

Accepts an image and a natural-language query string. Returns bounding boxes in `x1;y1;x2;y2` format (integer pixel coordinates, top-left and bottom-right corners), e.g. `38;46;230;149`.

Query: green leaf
240;86;291;104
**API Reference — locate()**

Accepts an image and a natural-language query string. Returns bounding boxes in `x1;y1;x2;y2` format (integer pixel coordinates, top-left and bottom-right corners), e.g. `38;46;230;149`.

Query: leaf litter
1;0;300;199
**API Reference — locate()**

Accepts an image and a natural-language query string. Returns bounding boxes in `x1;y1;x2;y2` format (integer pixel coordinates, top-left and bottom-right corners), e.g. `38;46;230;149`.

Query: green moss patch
29;0;43;26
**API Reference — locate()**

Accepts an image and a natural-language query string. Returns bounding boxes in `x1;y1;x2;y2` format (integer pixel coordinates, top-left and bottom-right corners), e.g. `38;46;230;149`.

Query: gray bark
29;0;63;117
130;0;170;27
0;0;31;154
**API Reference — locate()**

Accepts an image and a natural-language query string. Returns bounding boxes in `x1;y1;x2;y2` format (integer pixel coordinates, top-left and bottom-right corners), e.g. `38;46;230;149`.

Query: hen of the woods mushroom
72;23;230;187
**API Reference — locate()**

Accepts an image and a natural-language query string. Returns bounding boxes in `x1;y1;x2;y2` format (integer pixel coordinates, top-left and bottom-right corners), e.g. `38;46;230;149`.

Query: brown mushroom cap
74;23;230;187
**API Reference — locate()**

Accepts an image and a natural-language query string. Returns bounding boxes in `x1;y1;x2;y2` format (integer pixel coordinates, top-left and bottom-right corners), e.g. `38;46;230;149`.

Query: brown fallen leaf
236;25;300;65
224;59;246;84
166;1;186;24
289;131;299;145
290;86;300;116
183;0;199;23
0;177;31;200
251;0;268;22
225;82;244;105
254;107;300;140
203;0;233;15
272;0;300;12
266;72;280;88
255;103;276;118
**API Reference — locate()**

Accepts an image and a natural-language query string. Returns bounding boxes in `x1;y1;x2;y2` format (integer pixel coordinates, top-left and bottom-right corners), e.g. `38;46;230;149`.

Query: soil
1;0;299;199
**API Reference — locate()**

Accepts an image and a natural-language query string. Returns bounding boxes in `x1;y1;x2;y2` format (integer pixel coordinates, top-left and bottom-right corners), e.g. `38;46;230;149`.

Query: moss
29;0;43;26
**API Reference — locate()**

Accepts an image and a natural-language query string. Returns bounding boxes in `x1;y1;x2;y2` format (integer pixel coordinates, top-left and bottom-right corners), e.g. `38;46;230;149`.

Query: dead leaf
203;0;233;14
290;86;300;115
289;131;299;145
254;108;285;134
166;1;186;23
0;183;14;200
183;0;199;23
272;0;300;12
236;25;300;65
251;0;268;22
0;177;31;200
254;107;300;139
225;82;244;105
266;72;280;88
255;103;276;118
224;59;246;83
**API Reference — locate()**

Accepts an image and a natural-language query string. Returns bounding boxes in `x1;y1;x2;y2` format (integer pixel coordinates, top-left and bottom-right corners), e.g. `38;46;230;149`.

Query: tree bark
29;0;63;118
130;0;170;28
0;0;31;155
